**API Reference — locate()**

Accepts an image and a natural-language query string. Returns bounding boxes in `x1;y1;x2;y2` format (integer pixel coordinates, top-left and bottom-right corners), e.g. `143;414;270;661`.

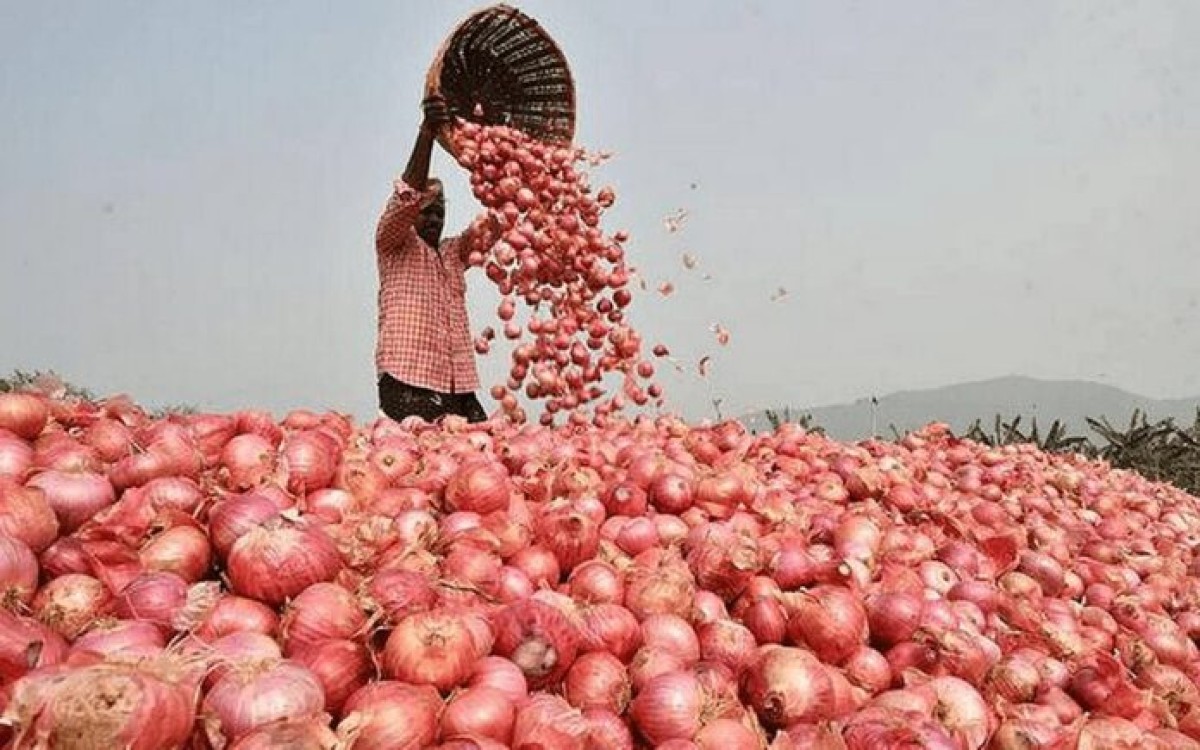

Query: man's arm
377;96;452;252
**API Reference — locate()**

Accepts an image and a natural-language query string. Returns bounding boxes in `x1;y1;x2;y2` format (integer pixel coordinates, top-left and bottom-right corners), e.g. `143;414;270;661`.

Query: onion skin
203;659;326;743
491;599;580;690
337;681;443;750
3;660;196;750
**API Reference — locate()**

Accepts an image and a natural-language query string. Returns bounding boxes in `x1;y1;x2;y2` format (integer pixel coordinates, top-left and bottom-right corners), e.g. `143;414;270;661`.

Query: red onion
0;431;33;482
786;585;868;665
71;619;165;660
583;708;636;750
917;676;994;750
695;717;762;750
565;651;631;713
229;717;340;750
203;659;325;742
445;460;511;514
365;569;437;623
736;595;788;644
220;433;278;491
194;594;279;640
865;591;923;647
469;656;529;704
0;608;68;681
535;498;601;574
511;693;589;748
0;534;38;607
641;613;701;663
382;610;486;691
140;524;212;582
33;573;114;639
629;670;728;744
687;525;760;600
567;560;624;604
199;631;283;688
227;519;342;605
5;660;196;748
115;571;189;633
0;484;58;553
292;638;373;716
696;619;756;674
207;493;281;558
578;602;642;662
491;598;579;689
508;544;560;586
440;686;517;744
282;430;339;494
27;468;115;532
280;582;366;656
337;681;442;749
742;646;837;728
625;550;696;620
0;394;48;440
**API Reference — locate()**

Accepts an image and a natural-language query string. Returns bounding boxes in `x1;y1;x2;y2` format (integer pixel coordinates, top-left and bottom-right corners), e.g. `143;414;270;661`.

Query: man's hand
421;94;452;135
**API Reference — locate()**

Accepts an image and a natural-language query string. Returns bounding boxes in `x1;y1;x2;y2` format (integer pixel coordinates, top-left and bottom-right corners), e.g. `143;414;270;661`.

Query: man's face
416;181;445;246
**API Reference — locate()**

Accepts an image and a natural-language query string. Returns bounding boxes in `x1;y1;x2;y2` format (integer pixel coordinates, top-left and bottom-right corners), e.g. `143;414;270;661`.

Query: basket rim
424;3;576;156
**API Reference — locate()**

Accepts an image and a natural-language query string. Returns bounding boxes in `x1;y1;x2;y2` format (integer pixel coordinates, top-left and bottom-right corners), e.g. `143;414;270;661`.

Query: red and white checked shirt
374;178;480;394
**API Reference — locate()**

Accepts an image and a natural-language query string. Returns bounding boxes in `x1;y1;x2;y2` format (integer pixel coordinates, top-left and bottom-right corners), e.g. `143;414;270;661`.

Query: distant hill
742;376;1200;442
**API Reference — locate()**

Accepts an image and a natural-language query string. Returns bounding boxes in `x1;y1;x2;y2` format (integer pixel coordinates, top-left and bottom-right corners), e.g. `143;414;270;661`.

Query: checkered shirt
374;178;480;394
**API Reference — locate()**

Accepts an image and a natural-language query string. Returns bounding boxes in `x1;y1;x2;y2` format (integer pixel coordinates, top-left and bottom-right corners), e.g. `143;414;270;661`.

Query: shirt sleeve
375;178;436;254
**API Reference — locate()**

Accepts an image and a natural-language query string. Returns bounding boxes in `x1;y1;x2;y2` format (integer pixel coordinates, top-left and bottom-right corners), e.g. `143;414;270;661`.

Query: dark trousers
377;373;488;424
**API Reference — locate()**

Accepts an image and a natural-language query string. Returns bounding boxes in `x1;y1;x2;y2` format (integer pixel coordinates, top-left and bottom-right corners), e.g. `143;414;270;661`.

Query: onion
491;599;580;690
27;469;114;533
71;619;165;660
199;631;283;688
695;718;762;750
736;595;788;645
843;646;893;696
280;582;366;656
583;708;636;750
511;693;589;748
687;525;760;600
535;498;601;574
282;430;339;494
5;660;196;749
625;550;696;620
629;670;727;744
229;717;340;750
336;681;442;750
0;431;33;482
445;460;511;514
115;571;189;633
227;519;342;605
565;651;631;713
572;605;639;664
0;394;48;440
382;610;486;691
140;524;212;582
0;483;58;553
365;569;437;623
865;591;923;647
917;676;994;750
194;594;279;640
203;659;326;743
696;619;756;674
641;613;701;663
440;686;517;744
0;608;68;681
291;638;373;716
1077;716;1145;750
508;544;560;586
220;433;279;491
469;656;529;704
33;573;114;639
0;534;38;607
207;493;281;558
742;646;836;728
568;560;624;604
786;585;868;665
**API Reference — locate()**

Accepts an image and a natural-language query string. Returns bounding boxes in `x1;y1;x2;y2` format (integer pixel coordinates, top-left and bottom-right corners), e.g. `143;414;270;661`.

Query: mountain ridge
741;376;1200;442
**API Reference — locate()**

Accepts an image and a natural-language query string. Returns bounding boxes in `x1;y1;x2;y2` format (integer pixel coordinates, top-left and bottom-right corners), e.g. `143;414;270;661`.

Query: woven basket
425;4;576;157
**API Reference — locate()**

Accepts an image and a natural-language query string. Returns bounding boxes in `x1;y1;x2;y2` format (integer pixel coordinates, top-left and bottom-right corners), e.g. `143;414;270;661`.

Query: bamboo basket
425;4;576;157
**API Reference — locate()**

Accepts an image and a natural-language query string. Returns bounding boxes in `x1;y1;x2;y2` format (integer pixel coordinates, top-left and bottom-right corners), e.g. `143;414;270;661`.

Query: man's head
416;178;445;247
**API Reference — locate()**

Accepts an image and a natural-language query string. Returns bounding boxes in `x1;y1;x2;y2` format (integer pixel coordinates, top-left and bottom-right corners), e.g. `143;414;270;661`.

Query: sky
1;1;1198;423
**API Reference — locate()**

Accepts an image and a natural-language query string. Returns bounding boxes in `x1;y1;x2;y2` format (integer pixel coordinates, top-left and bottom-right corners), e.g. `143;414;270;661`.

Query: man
374;94;489;423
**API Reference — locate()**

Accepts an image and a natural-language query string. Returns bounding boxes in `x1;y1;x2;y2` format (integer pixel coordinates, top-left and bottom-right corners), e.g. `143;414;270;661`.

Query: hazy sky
2;1;1198;422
